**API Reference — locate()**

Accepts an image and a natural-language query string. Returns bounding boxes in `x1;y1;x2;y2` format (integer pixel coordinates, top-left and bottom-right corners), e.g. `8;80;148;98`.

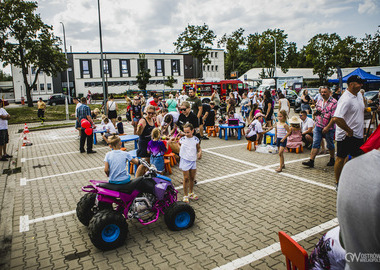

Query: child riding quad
76;160;195;250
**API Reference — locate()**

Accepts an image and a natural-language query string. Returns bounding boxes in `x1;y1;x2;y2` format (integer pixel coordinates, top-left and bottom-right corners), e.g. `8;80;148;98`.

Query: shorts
179;158;197;171
302;133;313;141
133;117;141;122
150;155;165;172
108;110;117;119
336;136;364;158
0;129;9;146
109;175;131;185
301;104;311;111
246;134;257;142
276;138;287;148
312;126;335;150
137;139;150;158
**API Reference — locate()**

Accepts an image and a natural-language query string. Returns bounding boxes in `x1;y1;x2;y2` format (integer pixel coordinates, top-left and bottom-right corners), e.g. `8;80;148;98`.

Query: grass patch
8;103;128;125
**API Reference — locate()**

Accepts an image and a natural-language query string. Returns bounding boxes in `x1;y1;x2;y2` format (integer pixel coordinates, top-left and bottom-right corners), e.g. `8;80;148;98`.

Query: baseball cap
347;75;364;85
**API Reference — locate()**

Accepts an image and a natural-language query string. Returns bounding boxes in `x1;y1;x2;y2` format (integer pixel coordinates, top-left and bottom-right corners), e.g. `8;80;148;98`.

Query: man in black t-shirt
177;101;201;140
200;102;211;139
204;102;216;127
186;88;203;122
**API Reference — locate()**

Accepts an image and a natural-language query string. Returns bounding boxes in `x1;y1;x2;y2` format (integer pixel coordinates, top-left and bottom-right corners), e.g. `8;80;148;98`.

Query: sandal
275;168;282;173
188;193;199;200
183;196;189;203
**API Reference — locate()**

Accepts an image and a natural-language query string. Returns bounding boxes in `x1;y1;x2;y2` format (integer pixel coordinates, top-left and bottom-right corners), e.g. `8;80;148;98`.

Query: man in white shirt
299;110;314;148
0;102;12;161
332;75;365;185
247;88;256;104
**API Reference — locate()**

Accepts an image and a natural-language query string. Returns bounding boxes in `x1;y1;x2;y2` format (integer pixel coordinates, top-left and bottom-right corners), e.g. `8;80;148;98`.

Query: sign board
276;76;303;91
230;71;238;78
244;74;247;81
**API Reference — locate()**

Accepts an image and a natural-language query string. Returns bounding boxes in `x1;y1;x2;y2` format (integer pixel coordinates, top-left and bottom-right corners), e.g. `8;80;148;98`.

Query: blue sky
2;0;379;74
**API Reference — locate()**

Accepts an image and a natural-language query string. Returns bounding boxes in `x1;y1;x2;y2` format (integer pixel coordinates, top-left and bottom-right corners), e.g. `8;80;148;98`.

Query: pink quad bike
76;160;195;250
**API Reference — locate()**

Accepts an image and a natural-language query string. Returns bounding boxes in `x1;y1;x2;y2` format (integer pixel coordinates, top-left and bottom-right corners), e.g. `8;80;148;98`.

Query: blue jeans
312;126;335;150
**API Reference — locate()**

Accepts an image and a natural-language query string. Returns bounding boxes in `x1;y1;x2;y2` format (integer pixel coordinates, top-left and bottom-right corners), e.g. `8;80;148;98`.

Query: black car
285;90;298;107
47;94;72;106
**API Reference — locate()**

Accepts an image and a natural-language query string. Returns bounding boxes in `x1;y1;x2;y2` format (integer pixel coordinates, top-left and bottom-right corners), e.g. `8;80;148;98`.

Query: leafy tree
218;28;245;77
164;75;175;89
0;0;68;107
305;33;341;84
174;24;216;79
247;29;289;77
361;30;380;66
136;54;151;93
0;70;12;81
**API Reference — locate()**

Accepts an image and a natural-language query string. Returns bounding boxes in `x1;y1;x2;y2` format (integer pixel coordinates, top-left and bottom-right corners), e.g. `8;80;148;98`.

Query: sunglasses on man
179;108;187;112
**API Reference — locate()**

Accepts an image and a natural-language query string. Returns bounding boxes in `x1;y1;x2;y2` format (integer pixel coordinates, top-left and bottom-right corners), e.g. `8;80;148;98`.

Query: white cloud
358;0;377;14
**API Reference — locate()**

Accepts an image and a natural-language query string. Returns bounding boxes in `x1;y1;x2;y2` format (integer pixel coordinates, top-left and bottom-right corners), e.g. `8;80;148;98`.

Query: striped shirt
276;123;287;138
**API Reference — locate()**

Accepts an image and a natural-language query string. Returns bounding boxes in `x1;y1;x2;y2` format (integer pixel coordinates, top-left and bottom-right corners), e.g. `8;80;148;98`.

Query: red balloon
81;119;87;124
84;128;93;135
81;120;91;129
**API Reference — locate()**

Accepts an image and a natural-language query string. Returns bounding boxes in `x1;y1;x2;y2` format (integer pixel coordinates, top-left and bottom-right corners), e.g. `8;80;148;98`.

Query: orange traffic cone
23;123;29;134
22;135;28;146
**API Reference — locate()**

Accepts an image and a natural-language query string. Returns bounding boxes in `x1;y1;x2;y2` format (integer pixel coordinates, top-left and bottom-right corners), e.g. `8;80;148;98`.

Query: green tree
136;54;151;93
247;29;289;77
174;24;216;79
0;0;68;107
361;30;380;66
218;28;246;78
164;75;175;89
0;70;12;81
305;33;341;84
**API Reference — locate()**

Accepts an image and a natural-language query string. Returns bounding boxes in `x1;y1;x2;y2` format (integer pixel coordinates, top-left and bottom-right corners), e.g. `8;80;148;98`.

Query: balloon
84;128;93;135
81;120;91;129
81;119;87;124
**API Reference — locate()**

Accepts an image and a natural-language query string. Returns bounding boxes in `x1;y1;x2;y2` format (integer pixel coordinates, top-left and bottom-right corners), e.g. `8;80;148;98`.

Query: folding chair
278;231;309;270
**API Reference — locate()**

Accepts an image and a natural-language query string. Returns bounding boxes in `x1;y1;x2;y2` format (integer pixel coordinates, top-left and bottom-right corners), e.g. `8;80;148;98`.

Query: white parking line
21;147;109;162
20;210;76;233
203;150;259;167
213;218;339;270
203;143;247;151
23;139;76;147
20;166;104;186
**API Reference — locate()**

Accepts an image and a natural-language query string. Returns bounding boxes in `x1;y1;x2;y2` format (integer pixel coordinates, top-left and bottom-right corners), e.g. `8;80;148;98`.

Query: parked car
47;94;72;106
294;88;320;112
364;91;379;109
285;90;298;107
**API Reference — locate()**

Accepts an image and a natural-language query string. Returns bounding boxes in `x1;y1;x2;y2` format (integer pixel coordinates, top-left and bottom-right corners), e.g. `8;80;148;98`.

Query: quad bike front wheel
88;210;128;251
164;202;195;231
76;193;112;226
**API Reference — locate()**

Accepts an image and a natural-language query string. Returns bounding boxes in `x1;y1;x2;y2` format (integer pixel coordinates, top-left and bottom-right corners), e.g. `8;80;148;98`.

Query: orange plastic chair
288;145;303;154
247;141;258;151
164;152;177;166
278;231;309;270
164;159;172;174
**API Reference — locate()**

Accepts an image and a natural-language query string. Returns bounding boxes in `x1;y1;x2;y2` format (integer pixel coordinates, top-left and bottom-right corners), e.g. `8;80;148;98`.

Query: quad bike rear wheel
76;193;112;226
164;202;195;231
88;210;128;251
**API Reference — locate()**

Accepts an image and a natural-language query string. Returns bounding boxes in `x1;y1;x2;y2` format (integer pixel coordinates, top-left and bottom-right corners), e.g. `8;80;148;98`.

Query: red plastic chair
278;231;308;270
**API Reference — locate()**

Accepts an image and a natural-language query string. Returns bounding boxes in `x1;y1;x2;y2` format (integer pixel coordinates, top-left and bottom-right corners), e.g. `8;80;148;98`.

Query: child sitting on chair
286;116;303;150
147;128;171;173
102;117;118;144
246;113;269;145
116;116;124;135
104;135;140;184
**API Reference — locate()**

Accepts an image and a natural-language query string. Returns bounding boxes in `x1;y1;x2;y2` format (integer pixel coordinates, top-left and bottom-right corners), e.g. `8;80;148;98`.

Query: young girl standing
147;128;168;173
275;110;290;173
179;123;202;203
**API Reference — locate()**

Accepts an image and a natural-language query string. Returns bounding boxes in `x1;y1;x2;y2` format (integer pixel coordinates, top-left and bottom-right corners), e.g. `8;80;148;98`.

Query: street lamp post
60;22;70;121
270;35;277;78
97;0;107;114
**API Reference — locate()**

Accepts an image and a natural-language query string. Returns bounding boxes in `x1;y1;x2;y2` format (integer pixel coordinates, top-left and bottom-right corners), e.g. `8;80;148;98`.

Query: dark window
155;59;165;76
211;65;214;71
120;59;130;77
376;71;380;75
40;83;45;91
137;59;148;73
211;52;214;58
215;52;218;58
171;59;180;75
215;65;218;72
80;59;92;78
33;85;37;92
47;83;52;91
100;59;112;77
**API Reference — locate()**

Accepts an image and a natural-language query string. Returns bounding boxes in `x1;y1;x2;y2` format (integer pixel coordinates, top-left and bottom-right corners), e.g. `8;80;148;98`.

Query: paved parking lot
1;122;338;269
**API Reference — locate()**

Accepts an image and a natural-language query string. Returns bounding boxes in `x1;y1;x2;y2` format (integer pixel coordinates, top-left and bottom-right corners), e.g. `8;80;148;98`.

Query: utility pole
97;0;107;114
60;22;70;121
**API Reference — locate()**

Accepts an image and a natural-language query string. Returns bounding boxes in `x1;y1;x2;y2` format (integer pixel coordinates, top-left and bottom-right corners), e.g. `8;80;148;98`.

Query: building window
211;65;214;71
120;59;130;77
155;59;165;76
211;52;214;58
80;59;92;78
137;59;148;73
171;60;180;75
47;83;52;92
203;66;206;71
207;66;210;71
215;52;218;58
215;65;218;72
40;83;45;91
376;71;380;75
33;85;37;92
100;59;112;77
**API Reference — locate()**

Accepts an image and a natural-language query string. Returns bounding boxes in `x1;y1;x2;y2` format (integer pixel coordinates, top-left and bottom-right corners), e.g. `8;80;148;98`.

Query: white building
202;49;225;81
